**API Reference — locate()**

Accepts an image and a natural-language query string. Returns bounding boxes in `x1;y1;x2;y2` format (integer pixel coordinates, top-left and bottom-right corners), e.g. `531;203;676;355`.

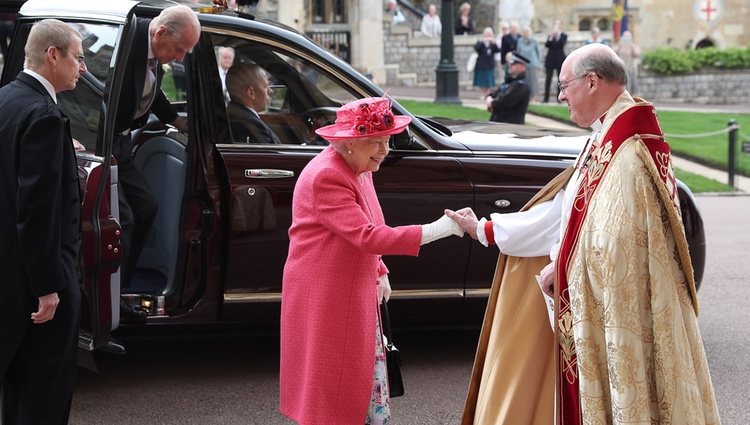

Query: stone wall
382;23;750;105
638;70;750;105
383;21;480;88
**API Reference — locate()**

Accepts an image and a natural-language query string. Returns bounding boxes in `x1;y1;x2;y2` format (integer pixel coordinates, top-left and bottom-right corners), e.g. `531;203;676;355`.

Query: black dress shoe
120;299;147;319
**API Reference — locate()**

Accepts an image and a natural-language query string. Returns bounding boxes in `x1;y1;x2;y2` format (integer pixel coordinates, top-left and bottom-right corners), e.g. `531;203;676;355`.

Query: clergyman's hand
444;207;479;240
538;261;555;297
31;292;60;324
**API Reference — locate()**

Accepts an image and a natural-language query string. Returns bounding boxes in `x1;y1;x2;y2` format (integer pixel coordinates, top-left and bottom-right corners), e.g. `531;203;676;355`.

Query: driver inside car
225;62;282;144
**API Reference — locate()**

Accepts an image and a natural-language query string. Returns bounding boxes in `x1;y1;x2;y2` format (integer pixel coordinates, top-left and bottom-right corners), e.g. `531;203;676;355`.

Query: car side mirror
390;128;424;150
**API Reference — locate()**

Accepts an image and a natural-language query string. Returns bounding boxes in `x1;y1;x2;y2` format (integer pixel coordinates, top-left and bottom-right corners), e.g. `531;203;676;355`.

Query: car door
9;1;140;351
200;26;473;323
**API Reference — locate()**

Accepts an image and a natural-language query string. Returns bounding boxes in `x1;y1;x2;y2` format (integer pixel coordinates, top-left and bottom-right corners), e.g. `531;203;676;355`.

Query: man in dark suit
499;21;520;74
486;53;531;124
543;18;567;103
226;63;282;144
113;5;200;317
0;19;86;424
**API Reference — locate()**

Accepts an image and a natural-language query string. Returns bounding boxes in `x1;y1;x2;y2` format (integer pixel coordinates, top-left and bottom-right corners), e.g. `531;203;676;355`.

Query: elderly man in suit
0;19;86;424
225;62;282;144
113;5;200;318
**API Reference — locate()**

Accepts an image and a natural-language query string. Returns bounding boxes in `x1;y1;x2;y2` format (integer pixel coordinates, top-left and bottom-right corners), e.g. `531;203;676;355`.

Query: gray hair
151;5;200;39
24;19;81;69
573;46;628;86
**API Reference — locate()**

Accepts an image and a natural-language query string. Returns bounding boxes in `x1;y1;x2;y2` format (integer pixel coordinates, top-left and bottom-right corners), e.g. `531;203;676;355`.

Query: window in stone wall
579;18;591;31
311;0;347;24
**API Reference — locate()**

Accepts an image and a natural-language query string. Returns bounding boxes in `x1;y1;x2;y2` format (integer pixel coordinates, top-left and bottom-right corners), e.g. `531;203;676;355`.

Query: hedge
641;47;750;74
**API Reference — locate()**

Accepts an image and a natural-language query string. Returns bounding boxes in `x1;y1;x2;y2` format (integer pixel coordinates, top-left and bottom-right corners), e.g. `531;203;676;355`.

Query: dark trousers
117;160;158;289
544;66;562;103
1;275;80;425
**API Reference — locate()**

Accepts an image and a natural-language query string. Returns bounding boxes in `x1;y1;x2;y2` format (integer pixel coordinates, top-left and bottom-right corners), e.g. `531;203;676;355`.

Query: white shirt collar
22;69;57;103
590;117;604;133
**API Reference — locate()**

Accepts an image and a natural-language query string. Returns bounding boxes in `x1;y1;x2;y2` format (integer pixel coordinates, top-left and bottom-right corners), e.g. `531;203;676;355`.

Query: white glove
377;274;392;304
421;214;465;245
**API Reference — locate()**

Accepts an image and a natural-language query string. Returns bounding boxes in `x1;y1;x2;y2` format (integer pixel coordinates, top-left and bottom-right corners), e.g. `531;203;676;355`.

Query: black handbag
380;301;404;397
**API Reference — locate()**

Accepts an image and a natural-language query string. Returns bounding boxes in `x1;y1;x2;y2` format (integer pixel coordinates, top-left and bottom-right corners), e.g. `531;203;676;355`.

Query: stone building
527;0;749;51
247;0;748;93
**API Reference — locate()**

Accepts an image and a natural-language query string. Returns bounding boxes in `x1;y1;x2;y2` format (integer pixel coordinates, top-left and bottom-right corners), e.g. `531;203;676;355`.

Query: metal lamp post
435;0;461;104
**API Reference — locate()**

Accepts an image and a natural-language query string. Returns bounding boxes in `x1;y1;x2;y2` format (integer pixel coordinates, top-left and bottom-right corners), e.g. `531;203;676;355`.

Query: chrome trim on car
389;289;465;299
244;169;295;178
78;333;94;351
224;288;466;303
225;293;281;303
464;288;491;298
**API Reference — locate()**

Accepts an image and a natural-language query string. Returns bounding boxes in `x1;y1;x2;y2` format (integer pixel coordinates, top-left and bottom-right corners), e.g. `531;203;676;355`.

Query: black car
1;0;705;354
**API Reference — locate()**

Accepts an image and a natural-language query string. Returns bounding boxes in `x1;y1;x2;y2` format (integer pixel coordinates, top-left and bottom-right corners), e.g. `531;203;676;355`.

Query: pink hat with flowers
315;96;411;142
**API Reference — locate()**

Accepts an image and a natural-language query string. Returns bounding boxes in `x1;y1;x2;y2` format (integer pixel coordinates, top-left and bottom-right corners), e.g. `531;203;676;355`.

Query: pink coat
280;147;421;424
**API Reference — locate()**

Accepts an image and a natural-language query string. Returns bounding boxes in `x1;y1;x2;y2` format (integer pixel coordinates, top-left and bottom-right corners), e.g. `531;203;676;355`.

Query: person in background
279;96;464;425
472;27;501;99
499;21;520;76
515;25;541;100
217;46;235;102
385;0;406;26
420;3;441;38
585;27;608;45
452;43;720;425
494;22;510;83
113;5;200;318
543;18;566;103
225;63;281;144
455;2;473;35
0;19;86;424
614;30;640;95
486;53;531;124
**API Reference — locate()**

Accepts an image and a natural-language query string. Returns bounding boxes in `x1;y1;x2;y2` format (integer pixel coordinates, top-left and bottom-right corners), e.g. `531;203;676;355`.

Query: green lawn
528;103;750;177
399;98;737;193
396;99;490;121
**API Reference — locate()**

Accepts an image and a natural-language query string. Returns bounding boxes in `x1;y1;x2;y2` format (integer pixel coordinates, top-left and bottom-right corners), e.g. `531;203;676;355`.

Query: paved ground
384;84;750;192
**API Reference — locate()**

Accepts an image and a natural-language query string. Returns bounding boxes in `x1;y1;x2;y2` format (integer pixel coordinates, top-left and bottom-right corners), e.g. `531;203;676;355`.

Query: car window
210;33;357;146
57;22;119;151
161;60;187;102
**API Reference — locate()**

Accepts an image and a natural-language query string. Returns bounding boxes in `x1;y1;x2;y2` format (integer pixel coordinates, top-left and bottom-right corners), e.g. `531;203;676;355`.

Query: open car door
13;0;142;354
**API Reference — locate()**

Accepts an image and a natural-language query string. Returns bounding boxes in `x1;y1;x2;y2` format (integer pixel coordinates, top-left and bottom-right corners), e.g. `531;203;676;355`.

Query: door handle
244;169;295;179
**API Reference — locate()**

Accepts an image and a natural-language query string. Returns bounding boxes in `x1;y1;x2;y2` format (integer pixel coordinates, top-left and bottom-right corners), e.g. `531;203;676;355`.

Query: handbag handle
380;301;395;347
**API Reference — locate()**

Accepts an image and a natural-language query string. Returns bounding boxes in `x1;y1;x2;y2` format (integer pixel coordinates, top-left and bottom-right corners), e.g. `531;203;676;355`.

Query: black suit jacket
500;33;519;65
544;32;567;69
0;72;81;338
227;100;281;144
112;17;178;162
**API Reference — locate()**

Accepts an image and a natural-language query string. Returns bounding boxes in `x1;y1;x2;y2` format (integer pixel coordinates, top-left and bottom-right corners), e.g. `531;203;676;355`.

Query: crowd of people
382;1;643;120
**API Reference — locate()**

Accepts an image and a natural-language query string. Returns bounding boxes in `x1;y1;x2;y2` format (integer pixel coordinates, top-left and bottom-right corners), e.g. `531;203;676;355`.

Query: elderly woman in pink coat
280;97;462;425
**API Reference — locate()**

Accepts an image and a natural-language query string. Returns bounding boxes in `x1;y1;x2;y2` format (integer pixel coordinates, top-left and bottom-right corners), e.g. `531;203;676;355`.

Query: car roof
18;0;244;20
20;0;138;21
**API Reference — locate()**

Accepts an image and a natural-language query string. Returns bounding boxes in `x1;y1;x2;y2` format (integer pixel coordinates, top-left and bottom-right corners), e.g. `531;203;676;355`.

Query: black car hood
426;117;589;157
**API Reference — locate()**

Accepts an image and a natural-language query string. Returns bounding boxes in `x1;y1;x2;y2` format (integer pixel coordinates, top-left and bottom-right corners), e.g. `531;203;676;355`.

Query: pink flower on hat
349;100;395;136
314;96;411;141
